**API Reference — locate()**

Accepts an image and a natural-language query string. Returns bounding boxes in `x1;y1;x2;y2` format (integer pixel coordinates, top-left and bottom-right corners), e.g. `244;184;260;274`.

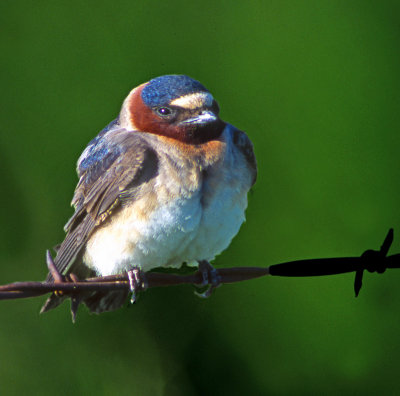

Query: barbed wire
0;229;398;318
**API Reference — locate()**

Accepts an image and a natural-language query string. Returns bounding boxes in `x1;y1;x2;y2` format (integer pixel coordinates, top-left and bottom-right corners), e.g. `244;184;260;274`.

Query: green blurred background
1;1;400;394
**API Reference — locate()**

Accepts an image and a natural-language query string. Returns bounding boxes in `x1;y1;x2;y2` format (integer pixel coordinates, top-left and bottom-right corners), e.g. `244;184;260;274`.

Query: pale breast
83;125;253;275
180;131;252;264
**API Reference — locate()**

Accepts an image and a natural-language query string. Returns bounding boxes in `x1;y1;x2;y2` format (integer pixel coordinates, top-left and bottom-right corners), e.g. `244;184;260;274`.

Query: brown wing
48;128;158;280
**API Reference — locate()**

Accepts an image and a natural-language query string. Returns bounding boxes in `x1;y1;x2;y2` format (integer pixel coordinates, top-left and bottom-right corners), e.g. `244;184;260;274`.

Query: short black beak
179;111;218;126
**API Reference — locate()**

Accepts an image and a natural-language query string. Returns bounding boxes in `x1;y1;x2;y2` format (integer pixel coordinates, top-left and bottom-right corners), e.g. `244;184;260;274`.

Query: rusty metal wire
0;229;398;315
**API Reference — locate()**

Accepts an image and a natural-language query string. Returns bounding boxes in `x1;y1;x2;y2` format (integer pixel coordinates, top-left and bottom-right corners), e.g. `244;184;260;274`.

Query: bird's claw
194;260;221;298
127;268;148;304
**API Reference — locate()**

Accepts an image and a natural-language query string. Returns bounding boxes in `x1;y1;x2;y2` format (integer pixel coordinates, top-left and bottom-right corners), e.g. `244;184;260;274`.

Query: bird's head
119;75;225;144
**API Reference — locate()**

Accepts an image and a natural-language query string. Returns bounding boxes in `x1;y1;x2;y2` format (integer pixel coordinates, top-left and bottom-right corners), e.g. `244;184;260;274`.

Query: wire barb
354;228;394;297
0;229;398;319
46;250;63;283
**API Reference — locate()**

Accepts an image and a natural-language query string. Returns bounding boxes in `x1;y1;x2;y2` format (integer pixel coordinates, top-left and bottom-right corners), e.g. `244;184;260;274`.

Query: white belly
83;180;248;276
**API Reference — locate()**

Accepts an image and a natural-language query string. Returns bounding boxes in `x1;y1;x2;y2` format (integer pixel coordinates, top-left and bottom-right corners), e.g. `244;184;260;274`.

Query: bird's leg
127;267;148;304
195;260;222;298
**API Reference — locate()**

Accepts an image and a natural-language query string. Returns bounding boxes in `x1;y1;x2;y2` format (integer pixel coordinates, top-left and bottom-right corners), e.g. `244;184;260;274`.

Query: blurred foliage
1;0;400;395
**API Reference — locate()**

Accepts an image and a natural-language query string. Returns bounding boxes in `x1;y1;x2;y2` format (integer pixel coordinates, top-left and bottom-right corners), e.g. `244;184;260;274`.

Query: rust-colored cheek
129;85;157;132
128;86;225;144
128;88;186;139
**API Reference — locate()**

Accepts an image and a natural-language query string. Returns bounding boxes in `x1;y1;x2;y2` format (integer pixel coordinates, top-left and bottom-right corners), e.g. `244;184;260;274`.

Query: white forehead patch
170;92;214;109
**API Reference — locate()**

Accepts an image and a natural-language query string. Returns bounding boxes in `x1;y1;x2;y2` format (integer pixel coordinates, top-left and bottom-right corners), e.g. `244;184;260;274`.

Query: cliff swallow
41;74;257;315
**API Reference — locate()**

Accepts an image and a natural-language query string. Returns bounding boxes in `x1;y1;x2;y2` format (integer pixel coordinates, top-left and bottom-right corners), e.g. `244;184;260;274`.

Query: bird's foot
127;268;148;304
195;260;222;298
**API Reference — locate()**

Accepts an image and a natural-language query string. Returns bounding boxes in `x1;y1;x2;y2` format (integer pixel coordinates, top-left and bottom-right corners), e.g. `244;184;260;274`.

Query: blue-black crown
141;75;209;107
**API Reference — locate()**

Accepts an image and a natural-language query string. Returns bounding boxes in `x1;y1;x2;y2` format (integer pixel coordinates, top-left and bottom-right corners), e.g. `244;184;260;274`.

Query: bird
41;74;257;316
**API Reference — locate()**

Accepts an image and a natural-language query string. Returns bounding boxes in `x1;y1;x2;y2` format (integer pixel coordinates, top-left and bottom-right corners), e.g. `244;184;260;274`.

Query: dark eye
156;107;172;117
